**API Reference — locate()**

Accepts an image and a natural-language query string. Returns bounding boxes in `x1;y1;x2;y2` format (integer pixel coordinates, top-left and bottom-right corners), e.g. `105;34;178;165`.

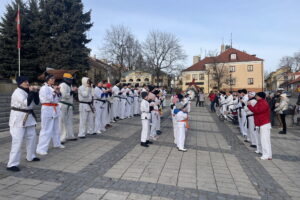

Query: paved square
0;104;299;199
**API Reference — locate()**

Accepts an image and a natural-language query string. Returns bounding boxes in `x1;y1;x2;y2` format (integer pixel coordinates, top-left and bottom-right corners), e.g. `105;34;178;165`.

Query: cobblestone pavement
0;104;299;200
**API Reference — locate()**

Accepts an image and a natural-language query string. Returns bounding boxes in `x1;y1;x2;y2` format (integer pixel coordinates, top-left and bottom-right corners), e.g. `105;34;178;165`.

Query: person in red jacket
247;92;272;160
209;91;217;112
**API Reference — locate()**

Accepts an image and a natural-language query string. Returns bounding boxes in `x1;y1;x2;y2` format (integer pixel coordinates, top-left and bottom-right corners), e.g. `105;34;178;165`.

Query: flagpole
17;4;21;76
18;48;20;76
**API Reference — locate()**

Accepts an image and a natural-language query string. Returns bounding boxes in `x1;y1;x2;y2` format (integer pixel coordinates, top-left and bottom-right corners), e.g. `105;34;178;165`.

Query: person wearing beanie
247;92;272;160
7;76;40;172
36;74;64;156
78;77;95;138
59;73;77;143
112;81;121;121
274;93;289;134
244;92;260;152
140;91;151;147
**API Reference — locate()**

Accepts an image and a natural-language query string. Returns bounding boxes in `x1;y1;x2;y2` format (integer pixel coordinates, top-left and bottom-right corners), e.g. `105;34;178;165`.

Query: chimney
221;44;225;53
193;56;201;64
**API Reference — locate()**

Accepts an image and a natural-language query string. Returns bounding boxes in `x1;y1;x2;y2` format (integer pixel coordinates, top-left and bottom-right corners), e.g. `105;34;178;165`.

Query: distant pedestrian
199;91;205;107
274;93;289;134
209;91;216;112
247;92;272;160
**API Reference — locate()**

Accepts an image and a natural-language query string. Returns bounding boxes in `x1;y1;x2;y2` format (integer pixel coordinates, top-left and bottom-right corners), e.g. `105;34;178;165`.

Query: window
247;65;253;72
129;79;133;82
199;74;204;80
248;78;254;85
136;78;141;82
230;53;237;60
185;74;191;80
229;78;236;85
144;78;149;82
192;74;198;80
229;66;235;72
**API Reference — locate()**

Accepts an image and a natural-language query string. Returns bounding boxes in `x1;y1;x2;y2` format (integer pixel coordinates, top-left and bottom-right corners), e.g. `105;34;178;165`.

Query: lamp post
207;70;210;94
229;72;232;91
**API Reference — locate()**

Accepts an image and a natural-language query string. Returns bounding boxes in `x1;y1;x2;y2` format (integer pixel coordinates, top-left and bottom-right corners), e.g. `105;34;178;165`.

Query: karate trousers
258;123;272;159
60;105;75;142
176;121;186;150
78;110;94;137
7;126;37;167
141;119;150;142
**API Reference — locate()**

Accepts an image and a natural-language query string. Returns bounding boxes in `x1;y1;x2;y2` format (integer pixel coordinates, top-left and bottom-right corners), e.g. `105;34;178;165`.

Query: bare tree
206;52;229;90
279;56;294;69
143;30;186;86
101;25;141;78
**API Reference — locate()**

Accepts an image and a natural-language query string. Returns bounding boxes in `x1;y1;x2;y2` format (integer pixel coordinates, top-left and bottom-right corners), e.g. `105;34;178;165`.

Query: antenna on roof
230;33;233;48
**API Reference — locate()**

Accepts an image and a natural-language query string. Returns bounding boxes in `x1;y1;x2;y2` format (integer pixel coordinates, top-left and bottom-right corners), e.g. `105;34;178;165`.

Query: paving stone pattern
0;104;299;199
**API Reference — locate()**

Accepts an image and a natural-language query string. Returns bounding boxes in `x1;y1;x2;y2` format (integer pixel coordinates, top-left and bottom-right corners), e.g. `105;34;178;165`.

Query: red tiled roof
182;57;213;71
183;48;263;72
289;76;300;84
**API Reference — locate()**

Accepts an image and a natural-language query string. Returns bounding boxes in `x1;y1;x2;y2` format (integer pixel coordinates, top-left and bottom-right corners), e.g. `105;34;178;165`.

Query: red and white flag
16;5;21;49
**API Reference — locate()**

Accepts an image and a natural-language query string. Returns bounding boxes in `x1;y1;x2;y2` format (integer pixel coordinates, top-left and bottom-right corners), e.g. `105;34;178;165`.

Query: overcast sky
1;0;300;72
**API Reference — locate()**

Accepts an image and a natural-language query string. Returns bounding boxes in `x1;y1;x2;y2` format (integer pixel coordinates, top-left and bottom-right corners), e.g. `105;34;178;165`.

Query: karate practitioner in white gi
59;73;77;143
94;81;106;133
174;102;188;152
120;84;128;119
239;89;249;140
7;76;40;172
133;83;140;116
140;91;152;147
36;74;64;156
78;77;95;138
112;81;121;121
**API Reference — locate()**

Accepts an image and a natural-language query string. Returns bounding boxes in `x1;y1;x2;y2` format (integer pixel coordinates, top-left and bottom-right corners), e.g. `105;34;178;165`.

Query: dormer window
230;53;237;60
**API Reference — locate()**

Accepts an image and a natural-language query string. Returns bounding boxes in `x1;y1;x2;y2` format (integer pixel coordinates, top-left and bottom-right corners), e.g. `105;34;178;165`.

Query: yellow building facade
182;47;264;93
121;70;169;86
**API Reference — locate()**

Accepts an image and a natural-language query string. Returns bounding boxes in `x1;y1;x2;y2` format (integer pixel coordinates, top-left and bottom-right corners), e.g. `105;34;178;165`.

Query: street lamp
229;72;232;91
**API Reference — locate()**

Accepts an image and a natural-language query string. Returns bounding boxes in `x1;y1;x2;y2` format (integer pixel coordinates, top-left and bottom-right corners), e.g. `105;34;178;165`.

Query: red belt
42;103;58;112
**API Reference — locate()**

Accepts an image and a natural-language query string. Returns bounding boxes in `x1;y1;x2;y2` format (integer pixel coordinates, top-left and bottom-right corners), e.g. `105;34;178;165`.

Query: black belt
246;114;254;128
94;99;106;103
11;107;37;126
79;101;95;113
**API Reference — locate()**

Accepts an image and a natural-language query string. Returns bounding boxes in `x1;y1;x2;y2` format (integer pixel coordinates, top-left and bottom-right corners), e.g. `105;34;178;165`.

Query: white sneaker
178;148;187;152
96;130;102;134
58;145;65;149
255;150;261;154
150;136;157;141
36;151;48;156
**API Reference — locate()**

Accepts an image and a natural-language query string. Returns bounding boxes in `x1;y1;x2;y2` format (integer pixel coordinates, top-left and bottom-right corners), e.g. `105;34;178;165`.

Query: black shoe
140;142;149;147
156;130;162;135
79;136;86;139
29;157;41;162
67;138;77;141
92;133;97;135
61;141;65;144
244;140;250;143
279;131;286;134
7;166;20;172
116;117;120;120
250;145;257;148
146;140;153;144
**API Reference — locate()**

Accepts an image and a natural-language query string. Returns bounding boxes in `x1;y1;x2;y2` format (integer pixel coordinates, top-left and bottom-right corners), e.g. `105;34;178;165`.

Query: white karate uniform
171;106;178;144
78;78;94;137
59;82;75;142
7;88;38;167
240;95;249;137
94;87;105;132
140;99;151;142
112;85;120;118
155;97;161;131
120;88;127;119
133;89;140;115
101;88;109;127
224;95;234;112
36;84;61;154
126;88;133;118
244;98;259;146
175;110;188;150
258;123;272;159
219;95;226;114
150;102;159;138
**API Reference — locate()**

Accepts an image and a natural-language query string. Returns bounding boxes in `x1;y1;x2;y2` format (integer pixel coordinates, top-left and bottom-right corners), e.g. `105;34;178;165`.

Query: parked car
283;91;292;97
